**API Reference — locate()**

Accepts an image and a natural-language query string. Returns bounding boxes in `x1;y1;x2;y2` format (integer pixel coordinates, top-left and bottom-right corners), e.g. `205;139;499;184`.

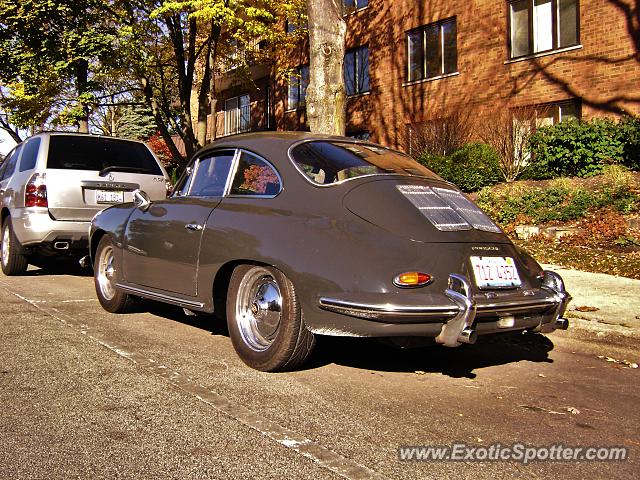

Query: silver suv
0;132;169;275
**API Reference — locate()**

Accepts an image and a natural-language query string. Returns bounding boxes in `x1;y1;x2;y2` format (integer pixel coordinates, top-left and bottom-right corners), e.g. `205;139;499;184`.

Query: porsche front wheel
94;235;135;313
226;265;315;372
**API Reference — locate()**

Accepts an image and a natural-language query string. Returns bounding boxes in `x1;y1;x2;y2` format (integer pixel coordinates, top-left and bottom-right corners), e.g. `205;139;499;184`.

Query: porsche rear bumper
316;271;571;342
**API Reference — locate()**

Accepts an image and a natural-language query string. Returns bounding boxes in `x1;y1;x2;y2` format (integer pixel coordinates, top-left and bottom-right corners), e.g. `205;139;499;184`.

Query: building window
534;99;581;126
343;0;368;15
344;46;370;96
224;94;251;136
509;0;579;59
406;18;457;83
347;131;371;141
287;65;309;110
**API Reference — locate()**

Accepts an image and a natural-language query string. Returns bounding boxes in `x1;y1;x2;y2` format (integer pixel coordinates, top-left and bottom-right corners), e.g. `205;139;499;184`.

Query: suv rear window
47;136;162;175
290;141;440;185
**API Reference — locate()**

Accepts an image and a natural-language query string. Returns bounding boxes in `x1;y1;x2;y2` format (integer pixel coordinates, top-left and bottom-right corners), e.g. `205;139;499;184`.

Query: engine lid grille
397;185;501;233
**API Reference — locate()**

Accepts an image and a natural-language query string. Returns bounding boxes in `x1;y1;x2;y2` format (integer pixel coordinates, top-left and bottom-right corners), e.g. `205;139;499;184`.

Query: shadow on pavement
307;332;555;379
140;300;554;378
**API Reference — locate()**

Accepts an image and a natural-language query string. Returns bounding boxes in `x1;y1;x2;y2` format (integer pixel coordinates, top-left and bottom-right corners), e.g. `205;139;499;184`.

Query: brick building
214;0;640;152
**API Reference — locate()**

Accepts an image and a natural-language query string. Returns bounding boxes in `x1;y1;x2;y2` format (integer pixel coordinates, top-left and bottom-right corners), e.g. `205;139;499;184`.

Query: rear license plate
96;190;124;204
470;256;522;288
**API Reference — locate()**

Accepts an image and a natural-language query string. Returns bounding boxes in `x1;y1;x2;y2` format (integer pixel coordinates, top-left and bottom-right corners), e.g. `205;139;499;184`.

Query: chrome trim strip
318;295;558;320
318;297;459;318
116;283;204;309
81;180;140;190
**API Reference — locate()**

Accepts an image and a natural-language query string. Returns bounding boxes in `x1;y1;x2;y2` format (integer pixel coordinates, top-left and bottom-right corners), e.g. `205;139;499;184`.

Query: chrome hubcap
97;245;116;300
1;224;9;266
235;267;283;352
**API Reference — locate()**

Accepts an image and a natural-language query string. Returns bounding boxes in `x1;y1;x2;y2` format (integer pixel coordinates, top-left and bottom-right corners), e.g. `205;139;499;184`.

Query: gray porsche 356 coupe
89;132;570;371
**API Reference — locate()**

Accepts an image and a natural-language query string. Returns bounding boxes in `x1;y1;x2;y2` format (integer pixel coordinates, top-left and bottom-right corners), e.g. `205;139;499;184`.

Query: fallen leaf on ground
566;407;581;414
596;355;639;368
520;405;566;415
575;306;600;312
414;370;426;375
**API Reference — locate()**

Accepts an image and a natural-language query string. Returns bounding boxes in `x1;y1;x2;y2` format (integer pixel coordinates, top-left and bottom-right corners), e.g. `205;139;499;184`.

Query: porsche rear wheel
227;265;315;372
1;218;28;276
94;235;135;313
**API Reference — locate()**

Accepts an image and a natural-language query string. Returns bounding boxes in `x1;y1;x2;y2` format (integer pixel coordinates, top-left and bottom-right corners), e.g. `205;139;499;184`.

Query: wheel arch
1;207;10;225
90;229;107;267
210;258;279;318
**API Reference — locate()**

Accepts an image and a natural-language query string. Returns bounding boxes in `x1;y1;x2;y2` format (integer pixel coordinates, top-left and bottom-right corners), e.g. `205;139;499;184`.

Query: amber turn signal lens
393;272;432;288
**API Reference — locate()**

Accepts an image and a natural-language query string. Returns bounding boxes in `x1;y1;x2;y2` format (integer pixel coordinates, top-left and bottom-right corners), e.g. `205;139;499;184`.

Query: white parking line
0;282;387;480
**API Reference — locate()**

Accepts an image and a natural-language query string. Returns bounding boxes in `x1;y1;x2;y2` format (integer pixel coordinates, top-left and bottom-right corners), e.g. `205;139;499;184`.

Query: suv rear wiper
99;166;157;176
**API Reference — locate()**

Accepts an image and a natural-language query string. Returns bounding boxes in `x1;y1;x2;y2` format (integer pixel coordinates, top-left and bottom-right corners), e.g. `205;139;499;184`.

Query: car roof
200;131;364;161
23;131;148;145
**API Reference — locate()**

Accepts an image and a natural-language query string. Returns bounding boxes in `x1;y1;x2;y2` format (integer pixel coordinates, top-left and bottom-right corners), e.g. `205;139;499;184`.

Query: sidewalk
543;264;640;337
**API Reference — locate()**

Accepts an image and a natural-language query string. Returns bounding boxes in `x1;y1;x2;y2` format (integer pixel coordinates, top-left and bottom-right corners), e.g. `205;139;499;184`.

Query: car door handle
185;224;203;231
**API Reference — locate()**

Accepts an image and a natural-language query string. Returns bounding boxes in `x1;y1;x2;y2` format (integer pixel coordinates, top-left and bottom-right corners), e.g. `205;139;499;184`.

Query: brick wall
218;0;639;150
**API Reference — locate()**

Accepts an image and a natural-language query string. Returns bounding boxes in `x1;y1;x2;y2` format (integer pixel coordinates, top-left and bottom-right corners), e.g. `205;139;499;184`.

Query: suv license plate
96;190;124;204
470;256;522;288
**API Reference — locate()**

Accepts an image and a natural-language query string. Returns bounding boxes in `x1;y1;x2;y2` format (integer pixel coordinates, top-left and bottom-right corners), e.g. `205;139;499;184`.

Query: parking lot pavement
1;268;638;479
543;264;640;336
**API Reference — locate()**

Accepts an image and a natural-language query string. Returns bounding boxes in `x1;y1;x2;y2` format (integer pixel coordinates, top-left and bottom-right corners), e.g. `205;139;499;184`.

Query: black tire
94;235;135;313
226;264;315;372
1;218;28;275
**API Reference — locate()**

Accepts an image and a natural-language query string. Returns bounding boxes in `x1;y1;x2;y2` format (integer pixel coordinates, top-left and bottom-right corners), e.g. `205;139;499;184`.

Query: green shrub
619;115;640;170
476;178;638;228
418;143;501;192
527;119;625;178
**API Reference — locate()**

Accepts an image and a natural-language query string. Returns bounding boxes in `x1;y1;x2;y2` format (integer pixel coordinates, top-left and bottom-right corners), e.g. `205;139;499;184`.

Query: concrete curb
542;264;640;336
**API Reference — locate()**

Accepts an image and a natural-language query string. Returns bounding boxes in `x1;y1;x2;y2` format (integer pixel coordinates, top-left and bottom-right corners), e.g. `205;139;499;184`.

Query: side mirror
133;189;151;211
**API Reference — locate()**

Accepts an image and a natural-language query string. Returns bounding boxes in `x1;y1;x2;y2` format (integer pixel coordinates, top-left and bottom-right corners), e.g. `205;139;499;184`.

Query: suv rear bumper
11;208;90;247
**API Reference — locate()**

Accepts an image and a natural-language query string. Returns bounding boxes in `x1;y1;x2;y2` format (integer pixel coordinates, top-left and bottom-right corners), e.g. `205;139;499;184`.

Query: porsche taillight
25;173;48;207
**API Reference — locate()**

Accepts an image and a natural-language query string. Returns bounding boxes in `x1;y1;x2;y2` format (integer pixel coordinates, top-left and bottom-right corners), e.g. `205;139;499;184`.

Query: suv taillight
25;173;48;207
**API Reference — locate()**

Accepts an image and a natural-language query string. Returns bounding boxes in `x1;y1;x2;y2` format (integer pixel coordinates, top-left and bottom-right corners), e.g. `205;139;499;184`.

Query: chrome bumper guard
435;274;478;347
536;270;571;333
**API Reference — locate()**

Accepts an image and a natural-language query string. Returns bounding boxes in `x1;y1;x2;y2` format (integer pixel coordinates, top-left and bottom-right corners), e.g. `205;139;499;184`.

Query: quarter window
509;0;579;59
19;137;41;172
344;46;370;96
230;152;281;196
287;65;309;110
407;18;457;82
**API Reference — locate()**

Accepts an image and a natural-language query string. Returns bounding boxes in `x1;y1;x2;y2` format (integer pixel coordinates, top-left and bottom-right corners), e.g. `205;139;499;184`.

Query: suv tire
1;218;29;275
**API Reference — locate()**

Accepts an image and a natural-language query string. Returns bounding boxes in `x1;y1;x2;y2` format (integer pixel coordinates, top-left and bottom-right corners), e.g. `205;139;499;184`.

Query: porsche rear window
47;136;162;175
290;141;440;185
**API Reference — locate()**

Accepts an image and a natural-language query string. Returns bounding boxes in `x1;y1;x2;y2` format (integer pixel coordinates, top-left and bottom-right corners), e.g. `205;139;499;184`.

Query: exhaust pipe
79;255;91;268
554;318;569;330
458;328;477;344
53;241;69;250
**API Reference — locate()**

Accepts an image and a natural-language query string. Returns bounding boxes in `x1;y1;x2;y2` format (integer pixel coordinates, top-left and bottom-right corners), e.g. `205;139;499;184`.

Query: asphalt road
1;266;637;479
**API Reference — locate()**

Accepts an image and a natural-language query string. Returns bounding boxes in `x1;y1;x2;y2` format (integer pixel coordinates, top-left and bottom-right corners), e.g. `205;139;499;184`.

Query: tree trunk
196;22;221;147
305;0;347;135
75;59;90;133
141;77;187;167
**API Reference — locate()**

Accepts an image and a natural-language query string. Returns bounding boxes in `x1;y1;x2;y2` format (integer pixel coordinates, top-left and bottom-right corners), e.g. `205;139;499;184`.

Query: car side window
188;151;236;197
19;137;41;172
0;144;23;181
172;165;195;197
229;151;281;196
